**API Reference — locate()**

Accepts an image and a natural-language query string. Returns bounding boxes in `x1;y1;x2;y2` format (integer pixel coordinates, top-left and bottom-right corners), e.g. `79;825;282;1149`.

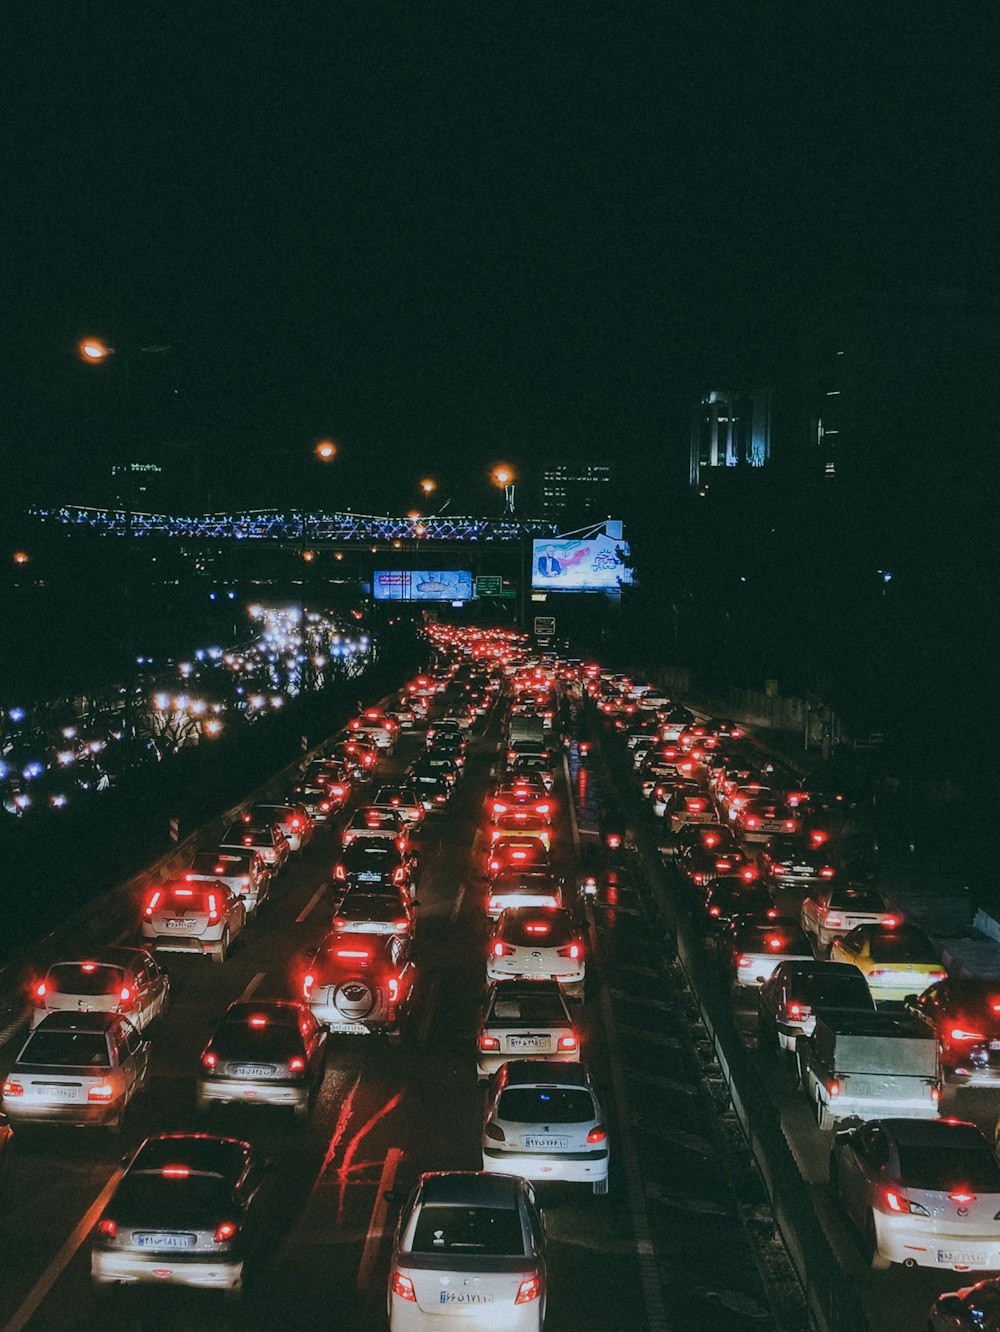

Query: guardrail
0;689;393;1051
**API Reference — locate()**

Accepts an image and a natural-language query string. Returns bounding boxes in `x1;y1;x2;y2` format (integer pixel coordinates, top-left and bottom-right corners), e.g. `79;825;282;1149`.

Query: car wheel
387;1026;405;1047
757;1013;778;1054
195;1095;212;1116
592;1176;609;1196
865;1210;890;1270
106;1110;124;1136
213;930;230;965
223;1278;243;1304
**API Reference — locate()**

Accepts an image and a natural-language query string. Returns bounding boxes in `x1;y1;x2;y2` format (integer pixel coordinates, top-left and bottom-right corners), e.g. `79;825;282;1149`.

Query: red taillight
479;1034;501;1052
162;1165;190;1178
950;1027;986;1042
784;820;796;831
214;1221;238;1244
493;801;506;815
883;916;898;929
33;981;47;1004
745;817;758;829
320;801;332;813
291;818;301;829
492;941;510;958
587;1125;607;1143
827;1080;840;1098
144;890;161;918
392;1271;417;1302
810;830;828;846
557;1034;578;1052
392;919;408;932
388;977;400;1003
202;1051;217;1069
931;1084;941;1104
708;905;721;917
334;864;346;881
88;1083;114;1102
568;942;581;960
741;867;755;882
303;973;315;999
737;955;751;969
820;868;835;879
606;834;621;850
950;1190;976;1203
825;915;843;928
119;986;134;1007
2;1081;23;1097
515;1275;542;1305
331;786;345;798
393;866;407;885
484;1120;505;1142
288;1056;306;1074
883;1187;907;1213
97;1218;117;1238
766;937;783;950
536;802;550;815
208;894;220;925
489;859;501;872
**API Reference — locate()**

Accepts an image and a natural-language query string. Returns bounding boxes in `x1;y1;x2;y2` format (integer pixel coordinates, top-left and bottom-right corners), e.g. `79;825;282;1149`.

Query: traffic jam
0;623;992;1329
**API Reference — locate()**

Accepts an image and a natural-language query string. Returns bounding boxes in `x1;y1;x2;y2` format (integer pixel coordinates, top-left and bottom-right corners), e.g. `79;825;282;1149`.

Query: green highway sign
475;575;503;597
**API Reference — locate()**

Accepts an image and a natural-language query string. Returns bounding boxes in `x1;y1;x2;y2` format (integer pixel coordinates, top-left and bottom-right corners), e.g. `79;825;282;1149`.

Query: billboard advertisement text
531;533;632;592
373;570;474;602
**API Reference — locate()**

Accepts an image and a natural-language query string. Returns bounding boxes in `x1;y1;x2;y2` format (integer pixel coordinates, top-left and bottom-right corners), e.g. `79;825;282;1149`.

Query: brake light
827;1080;840;1098
392;1271;417;1301
2;1081;23;1096
492;941;510;958
766;937;783;950
737;955;752;969
97;1218;117;1238
515;1275;542;1304
568;942;581;959
489;859;501;872
288;1056;306;1074
336;948;371;960
331;786;345;798
479;1034;501;1051
33;981;47;1004
536;803;550;815
587;1125;607;1143
820;868;835;879
950;1191;976;1204
144;890;161;917
949;1027;986;1043
202;1051;217;1069
392;919;408;932
302;973;315;999
606;834;621;850
745;817;758;830
708;906;721;917
88;1083;114;1102
557;1034;578;1052
119;986;134;1007
741;867;756;882
883;916;898;929
883;1187;928;1215
291;818;301;829
214;1221;238;1243
512;851;527;860
248;1016;267;1027
320;801;332;813
208;894;220;925
810;830;828;846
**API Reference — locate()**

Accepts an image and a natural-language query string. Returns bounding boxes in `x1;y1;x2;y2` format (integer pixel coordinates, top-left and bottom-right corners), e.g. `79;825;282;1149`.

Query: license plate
136;1233;197;1249
233;1065;274;1078
357;872;381;882
440;1291;494;1305
990;1041;1000;1052
938;1249;987;1266
524;1136;570;1149
166;918;195;930
50;1086;80;1100
792;866;813;874
508;1036;550;1051
327;1023;369;1035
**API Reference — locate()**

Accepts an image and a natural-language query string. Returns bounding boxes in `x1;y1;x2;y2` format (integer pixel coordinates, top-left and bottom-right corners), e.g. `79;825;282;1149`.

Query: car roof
774;961;870;980
49;946;152;970
417;1171;521;1207
130;1133;251;1179
873;1118;988;1149
499;1060;591;1088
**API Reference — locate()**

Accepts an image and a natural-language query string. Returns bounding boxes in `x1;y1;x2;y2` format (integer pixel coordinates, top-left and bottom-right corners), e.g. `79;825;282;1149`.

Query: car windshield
498;1087;593;1123
47;963;125;996
502;914;573;947
488;993;567;1025
411;1204;525;1257
897;1145;1000;1192
869;930;936;962
22;1030;109;1066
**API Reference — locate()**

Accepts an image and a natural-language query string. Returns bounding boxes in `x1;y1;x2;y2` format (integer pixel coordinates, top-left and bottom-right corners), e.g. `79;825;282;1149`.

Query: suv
303;931;416;1042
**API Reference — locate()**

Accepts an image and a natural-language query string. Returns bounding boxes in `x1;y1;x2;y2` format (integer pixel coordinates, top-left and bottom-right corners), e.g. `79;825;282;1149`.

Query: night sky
2;6;997;516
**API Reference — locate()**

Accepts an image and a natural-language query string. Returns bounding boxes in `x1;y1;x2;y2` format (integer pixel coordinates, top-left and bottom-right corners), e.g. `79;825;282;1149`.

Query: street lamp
420;478;436;497
79;338;114;362
492;465;516;515
299;441;337;686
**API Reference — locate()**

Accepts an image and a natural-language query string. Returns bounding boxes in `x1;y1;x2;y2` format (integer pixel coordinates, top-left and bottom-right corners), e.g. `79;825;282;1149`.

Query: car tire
195;1095;212;1116
757;1013;778;1055
592;1176;609;1196
213;930;230;965
387;1026;405;1047
107;1110;124;1136
865;1210;890;1270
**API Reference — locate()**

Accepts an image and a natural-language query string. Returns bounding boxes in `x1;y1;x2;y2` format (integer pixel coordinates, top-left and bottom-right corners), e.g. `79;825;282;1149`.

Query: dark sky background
2;5;997;517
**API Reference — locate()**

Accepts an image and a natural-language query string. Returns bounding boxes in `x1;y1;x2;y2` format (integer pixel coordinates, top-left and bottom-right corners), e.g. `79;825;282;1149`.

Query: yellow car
829;923;946;1003
489;812;552;852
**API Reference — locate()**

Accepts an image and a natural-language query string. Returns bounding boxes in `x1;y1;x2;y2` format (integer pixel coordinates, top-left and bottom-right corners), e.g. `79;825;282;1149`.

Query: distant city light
8;707;25;723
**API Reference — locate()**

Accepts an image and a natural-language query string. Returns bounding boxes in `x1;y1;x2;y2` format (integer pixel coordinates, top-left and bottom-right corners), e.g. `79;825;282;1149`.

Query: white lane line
588;900;671;1332
3;1167;123;1332
449;882;467;924
240;970;266;1001
418;975;441;1046
356;1146;403;1291
561;751;581;853
296;882;327;923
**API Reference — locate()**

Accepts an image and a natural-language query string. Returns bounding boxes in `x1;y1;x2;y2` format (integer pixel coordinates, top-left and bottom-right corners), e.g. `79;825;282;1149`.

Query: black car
332;841;417;894
196;1000;327;1120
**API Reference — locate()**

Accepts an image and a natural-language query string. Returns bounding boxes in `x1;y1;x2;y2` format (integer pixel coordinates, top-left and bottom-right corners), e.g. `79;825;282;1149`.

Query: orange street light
315;439;337;462
406;510;421;522
12;551;29;566
420;478;436;495
492;465;513;488
79;338;114;363
302;549;316;563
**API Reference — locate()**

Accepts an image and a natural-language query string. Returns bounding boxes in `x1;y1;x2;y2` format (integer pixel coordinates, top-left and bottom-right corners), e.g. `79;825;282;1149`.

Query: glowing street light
12;551;29;566
315;439;337;462
492;464;516;514
420;478;436;496
79;338;114;363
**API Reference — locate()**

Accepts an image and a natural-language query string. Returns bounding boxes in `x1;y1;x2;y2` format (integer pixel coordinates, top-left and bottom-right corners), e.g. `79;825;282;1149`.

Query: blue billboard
373;570;474;602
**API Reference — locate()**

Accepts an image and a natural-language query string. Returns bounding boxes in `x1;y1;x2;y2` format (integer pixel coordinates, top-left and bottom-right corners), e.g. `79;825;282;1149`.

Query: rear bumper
483;1146;608;1183
143;932;222;958
874;1215;1000;1270
485;965;584;1000
3;1098;122;1127
92;1248;244;1290
196;1076;309;1109
824;1094;939;1125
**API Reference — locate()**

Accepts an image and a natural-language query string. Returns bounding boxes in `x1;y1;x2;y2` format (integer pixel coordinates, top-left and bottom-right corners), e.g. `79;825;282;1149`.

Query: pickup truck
796;1010;940;1130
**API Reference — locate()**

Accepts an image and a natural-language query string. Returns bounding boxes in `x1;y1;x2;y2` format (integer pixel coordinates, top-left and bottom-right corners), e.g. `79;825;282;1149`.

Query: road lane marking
449;882;467;924
561;751;581;853
296;882;327;922
356;1146;403;1291
337;1093;403;1223
4;1167;123;1332
240;970;266;1000
418;975;441;1045
310;1068;364;1197
588;901;671;1332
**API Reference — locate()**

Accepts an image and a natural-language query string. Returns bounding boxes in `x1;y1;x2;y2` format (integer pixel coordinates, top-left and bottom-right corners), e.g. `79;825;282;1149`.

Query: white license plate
938;1249;987;1266
356;872;381;881
508;1036;551;1051
989;1041;1000;1051
166;919;196;930
50;1086;80;1100
136;1233;197;1249
440;1291;494;1305
327;1023;369;1035
233;1066;274;1078
524;1136;570;1149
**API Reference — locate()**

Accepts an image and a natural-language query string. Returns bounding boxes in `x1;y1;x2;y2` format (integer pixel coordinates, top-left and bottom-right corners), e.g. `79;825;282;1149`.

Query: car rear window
489;994;567;1025
47;963;125;996
22;1030;109;1066
788;975;872;1007
497;1088;593;1123
896;1145;1000;1192
211;1024;304;1061
411;1204;525;1257
502;915;573;947
163;888;211;912
830;887;886;911
869;930;937;962
118;1173;234;1217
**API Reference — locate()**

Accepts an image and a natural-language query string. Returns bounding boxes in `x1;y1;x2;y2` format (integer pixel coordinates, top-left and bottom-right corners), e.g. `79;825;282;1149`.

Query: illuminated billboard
373;570;474;602
531;533;632;592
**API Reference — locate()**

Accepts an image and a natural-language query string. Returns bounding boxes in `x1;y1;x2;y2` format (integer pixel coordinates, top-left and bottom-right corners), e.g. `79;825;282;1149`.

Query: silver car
31;947;169;1032
247;801;313;852
184;849;271;917
196;1000;327;1121
477;979;580;1080
482;1061;608;1193
2;1011;150;1131
142;880;246;963
92;1133;271;1294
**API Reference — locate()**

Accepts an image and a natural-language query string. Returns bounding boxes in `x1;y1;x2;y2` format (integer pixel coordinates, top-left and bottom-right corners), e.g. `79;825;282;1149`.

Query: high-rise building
689;389;771;491
541;462;613;526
